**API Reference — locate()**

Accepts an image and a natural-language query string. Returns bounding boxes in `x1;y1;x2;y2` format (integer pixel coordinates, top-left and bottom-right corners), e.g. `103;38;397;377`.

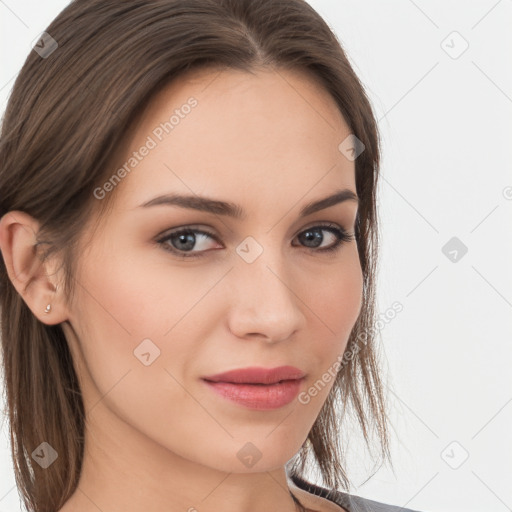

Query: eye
156;227;220;257
156;223;355;259
292;223;355;253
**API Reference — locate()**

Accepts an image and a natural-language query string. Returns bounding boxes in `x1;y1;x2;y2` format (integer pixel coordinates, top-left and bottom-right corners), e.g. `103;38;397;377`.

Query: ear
0;210;69;326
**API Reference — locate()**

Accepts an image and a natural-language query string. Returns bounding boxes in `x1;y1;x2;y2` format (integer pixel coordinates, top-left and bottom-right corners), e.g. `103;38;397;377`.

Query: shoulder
289;473;424;512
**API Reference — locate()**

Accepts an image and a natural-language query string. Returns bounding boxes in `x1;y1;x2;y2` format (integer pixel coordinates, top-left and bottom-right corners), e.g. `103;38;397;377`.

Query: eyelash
156;223;356;259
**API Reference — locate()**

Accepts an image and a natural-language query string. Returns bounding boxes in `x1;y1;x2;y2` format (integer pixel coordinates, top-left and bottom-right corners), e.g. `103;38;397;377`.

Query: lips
201;366;306;410
202;365;305;385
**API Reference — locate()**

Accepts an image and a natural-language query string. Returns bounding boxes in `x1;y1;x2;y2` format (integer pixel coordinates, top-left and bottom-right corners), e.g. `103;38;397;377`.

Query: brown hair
0;1;391;511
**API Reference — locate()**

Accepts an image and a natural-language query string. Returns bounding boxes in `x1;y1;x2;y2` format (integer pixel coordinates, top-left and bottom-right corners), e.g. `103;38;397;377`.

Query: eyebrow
138;188;358;219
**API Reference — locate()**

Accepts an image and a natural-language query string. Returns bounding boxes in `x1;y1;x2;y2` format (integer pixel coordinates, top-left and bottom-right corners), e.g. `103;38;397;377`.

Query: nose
226;250;307;343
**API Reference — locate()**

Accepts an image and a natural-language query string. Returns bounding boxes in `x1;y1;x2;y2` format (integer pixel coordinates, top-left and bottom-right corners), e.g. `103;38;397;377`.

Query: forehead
109;66;356;212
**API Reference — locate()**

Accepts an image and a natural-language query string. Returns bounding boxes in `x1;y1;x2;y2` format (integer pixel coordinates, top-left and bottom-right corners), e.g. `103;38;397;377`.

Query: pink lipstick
202;366;305;410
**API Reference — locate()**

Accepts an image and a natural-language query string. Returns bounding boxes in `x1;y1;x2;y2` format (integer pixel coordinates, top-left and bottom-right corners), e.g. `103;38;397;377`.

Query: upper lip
202;365;306;384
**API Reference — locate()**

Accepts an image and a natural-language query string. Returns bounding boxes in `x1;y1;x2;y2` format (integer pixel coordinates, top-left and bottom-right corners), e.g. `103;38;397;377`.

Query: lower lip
202;378;303;410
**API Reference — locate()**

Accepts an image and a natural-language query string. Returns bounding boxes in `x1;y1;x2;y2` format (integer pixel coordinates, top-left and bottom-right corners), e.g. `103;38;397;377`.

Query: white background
1;1;511;511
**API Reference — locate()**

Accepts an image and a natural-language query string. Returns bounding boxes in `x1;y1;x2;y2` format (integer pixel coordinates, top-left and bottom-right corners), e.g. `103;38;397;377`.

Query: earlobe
0;210;68;326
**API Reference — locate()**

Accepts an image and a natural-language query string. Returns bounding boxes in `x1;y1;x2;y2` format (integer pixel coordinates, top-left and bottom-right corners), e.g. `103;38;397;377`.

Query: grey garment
290;473;423;512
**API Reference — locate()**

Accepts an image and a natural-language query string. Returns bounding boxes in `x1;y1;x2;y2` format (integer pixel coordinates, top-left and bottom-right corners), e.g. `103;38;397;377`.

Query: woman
0;1;422;511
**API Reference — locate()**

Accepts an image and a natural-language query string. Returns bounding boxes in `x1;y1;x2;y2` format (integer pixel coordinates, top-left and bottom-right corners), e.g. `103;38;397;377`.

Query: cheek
71;247;225;394
70;250;222;444
302;253;363;385
307;253;363;337
77;247;215;339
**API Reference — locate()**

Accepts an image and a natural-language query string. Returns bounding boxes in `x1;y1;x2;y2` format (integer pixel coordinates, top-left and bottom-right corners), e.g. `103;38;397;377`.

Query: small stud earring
44;283;59;314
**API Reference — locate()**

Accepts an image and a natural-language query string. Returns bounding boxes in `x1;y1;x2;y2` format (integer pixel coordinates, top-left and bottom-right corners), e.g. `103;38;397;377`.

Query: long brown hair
0;1;391;511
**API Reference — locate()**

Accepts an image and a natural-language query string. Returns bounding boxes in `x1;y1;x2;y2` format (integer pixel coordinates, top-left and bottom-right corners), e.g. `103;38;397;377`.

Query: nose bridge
228;237;305;340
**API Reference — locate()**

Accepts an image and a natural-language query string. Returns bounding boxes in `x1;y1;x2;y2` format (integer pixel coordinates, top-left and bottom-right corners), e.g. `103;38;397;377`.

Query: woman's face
63;67;363;474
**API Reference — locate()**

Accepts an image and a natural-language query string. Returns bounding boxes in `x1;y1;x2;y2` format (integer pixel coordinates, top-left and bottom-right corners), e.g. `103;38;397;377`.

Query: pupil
302;229;322;248
176;233;195;250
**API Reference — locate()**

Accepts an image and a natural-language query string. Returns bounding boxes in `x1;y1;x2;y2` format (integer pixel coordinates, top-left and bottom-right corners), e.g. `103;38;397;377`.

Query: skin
0;67;362;512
